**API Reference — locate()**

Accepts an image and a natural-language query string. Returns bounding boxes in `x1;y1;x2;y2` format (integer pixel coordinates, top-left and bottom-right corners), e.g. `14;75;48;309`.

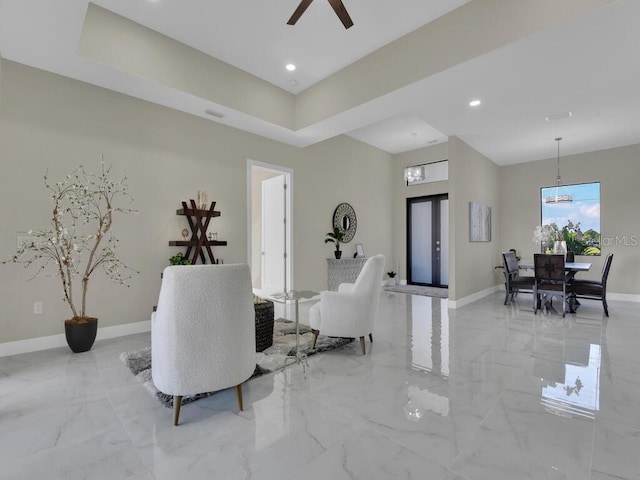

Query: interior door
261;175;286;294
407;194;449;287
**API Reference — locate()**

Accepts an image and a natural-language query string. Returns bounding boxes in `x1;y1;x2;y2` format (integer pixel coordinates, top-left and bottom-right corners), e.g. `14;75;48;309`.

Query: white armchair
309;255;385;354
152;264;256;425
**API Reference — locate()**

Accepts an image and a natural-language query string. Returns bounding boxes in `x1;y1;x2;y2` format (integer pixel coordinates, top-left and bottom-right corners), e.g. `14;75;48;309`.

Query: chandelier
545;137;573;203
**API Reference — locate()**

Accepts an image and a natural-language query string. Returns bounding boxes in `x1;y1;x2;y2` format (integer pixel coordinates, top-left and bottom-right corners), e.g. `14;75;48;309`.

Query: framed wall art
469;202;491;242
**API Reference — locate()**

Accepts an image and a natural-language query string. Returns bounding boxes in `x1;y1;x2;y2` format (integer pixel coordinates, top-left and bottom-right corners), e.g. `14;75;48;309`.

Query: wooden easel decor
169;200;227;264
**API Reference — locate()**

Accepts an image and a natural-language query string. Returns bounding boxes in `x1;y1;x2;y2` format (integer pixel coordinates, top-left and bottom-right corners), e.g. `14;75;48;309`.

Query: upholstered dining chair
502;251;534;305
152;264;256;425
570;253;614;316
534;254;568;317
309;254;385;355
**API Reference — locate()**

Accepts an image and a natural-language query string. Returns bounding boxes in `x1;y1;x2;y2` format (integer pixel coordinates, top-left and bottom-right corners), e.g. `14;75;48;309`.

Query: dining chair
501;251;534;305
565;251;575;263
534;254;568;317
570;253;613;316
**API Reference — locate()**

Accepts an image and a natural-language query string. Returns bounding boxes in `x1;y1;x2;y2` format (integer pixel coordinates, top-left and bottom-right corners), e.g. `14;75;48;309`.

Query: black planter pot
334;250;342;259
64;317;98;353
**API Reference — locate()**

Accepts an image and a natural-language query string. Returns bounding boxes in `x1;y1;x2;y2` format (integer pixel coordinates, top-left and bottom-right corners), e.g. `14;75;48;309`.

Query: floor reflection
541;344;601;419
252;373;289;450
404;295;451;421
404;385;450;421
530;316;602;419
407;295;450;377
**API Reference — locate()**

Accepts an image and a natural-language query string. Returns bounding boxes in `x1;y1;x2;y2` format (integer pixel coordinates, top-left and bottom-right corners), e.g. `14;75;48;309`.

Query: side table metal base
268;290;318;378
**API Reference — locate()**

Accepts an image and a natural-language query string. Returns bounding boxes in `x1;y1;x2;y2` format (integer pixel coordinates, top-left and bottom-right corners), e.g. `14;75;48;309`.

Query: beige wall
392;142;449;281
78;4;295;129
296;135;395;289
448;136;501;300
0;61;394;343
499;143;640;295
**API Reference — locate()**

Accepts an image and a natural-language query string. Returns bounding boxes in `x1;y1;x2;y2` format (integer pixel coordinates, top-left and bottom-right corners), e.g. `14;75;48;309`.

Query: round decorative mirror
332;203;357;243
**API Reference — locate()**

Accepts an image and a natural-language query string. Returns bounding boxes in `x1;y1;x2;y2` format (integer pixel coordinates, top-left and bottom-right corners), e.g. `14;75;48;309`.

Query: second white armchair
308;255;385;354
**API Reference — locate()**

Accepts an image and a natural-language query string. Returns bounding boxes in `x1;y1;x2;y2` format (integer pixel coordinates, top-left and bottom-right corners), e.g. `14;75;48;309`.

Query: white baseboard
448;285;500;309
0;320;151;357
607;292;640;303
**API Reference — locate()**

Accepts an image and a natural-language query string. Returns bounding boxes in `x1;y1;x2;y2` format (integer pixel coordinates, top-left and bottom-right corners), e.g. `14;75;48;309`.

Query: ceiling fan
287;0;354;29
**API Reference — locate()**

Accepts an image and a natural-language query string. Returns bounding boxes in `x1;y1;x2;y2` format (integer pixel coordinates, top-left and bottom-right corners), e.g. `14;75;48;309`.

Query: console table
327;257;367;291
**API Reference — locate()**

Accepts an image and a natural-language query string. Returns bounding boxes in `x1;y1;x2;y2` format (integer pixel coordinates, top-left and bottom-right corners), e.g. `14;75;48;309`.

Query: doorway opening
407;194;449;288
247;161;293;296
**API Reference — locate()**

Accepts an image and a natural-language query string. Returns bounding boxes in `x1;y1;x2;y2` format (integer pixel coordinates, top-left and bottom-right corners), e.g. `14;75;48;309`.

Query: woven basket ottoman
253;296;275;352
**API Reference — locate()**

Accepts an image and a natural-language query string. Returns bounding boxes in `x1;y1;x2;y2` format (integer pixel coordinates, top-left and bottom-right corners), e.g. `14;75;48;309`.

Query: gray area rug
120;319;352;408
384;284;448;298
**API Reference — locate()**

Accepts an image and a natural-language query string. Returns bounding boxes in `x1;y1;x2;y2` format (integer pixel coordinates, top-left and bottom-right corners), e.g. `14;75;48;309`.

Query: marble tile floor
1;291;639;479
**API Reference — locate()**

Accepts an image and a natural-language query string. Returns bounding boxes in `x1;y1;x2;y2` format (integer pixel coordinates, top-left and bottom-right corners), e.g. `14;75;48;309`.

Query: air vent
204;109;225;119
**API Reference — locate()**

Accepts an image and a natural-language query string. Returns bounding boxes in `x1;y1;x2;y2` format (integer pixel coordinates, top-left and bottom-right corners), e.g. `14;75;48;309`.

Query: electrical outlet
33;301;43;315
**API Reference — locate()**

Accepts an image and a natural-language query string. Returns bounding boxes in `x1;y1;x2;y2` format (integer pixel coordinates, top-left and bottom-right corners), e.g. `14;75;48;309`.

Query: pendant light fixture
545;137;573;203
404;132;426;185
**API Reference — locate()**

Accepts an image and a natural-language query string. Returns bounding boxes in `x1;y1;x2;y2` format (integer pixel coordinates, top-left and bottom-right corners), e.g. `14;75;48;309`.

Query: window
540;182;601;256
404;160;448;186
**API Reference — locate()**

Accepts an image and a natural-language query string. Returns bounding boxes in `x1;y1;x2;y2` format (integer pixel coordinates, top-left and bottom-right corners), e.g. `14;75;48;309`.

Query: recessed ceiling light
286;64;296;72
545;111;573;122
469;99;481;107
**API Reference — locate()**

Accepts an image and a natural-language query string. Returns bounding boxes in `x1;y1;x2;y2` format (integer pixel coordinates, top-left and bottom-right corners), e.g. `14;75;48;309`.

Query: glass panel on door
410;200;432;284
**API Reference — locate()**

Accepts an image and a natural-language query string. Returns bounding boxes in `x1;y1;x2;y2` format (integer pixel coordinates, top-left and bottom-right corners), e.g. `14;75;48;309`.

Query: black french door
407;194;449;287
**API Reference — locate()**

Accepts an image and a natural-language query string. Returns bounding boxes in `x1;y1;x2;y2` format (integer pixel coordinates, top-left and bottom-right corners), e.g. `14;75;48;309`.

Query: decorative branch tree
3;160;137;322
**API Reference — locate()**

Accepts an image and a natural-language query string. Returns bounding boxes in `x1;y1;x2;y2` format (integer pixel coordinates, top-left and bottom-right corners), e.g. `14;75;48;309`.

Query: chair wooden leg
236;384;244;411
603;298;609;317
311;329;319;349
369;333;373;343
359;336;366;355
173;395;183;426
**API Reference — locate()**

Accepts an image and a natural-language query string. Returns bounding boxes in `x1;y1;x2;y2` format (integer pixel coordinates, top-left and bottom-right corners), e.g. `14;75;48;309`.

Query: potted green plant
325;226;346;259
387;271;397;286
169;252;192;265
2;160;137;353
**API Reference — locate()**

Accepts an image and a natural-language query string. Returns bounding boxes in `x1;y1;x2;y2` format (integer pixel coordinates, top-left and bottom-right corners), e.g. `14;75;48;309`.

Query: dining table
520;261;592;276
519;261;592;313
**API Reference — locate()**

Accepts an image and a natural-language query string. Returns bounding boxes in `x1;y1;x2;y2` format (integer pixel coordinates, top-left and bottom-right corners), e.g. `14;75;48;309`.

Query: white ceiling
1;0;639;165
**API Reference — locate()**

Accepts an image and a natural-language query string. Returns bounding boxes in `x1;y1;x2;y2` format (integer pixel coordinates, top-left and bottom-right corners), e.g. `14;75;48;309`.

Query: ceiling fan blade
327;0;354;29
287;0;315;25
